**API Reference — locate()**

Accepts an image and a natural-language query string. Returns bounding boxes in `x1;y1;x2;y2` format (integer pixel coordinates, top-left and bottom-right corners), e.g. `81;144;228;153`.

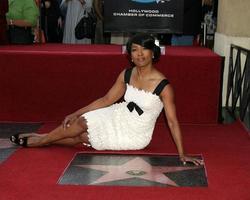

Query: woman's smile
131;44;153;67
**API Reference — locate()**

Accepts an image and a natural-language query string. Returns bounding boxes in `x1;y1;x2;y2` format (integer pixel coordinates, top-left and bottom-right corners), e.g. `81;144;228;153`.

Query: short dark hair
126;33;161;62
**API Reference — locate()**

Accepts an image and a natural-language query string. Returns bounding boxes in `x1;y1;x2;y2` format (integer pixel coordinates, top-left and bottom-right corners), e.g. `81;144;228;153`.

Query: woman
6;0;39;44
61;0;93;44
10;33;203;166
40;0;63;43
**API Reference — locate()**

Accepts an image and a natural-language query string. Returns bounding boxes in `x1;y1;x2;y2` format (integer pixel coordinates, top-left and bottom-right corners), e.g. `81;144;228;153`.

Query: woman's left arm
161;84;203;166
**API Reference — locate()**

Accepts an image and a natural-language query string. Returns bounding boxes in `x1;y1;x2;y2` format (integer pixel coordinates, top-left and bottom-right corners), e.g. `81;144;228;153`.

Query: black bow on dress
127;102;144;116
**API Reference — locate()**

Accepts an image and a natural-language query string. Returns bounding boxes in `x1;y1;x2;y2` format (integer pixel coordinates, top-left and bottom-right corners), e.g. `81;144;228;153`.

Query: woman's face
131;43;153;68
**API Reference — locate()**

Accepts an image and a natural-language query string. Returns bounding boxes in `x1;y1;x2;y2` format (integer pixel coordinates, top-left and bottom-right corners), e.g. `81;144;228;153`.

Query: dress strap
153;79;170;95
124;67;133;84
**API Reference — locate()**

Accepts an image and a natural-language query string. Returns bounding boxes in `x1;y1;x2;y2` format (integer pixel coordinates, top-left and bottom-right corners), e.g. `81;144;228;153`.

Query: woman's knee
76;117;88;130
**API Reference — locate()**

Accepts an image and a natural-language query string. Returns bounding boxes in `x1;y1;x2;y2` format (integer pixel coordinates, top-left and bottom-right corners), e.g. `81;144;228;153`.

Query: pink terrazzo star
77;157;200;186
0;139;17;149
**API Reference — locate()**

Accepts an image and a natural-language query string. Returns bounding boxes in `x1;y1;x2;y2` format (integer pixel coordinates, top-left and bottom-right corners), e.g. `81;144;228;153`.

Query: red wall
0;44;222;124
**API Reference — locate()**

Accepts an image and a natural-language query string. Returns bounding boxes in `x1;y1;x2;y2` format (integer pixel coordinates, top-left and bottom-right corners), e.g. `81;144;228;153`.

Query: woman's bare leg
51;136;82;146
20;117;89;147
48;132;89;146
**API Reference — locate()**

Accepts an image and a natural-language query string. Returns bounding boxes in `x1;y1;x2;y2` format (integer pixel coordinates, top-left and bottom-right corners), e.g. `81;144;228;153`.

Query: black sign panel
104;0;184;34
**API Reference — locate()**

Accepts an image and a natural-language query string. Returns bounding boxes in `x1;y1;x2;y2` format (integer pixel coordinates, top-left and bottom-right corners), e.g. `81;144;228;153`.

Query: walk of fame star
59;154;208;187
0;139;19;164
0;139;18;149
0;123;41;164
76;157;201;186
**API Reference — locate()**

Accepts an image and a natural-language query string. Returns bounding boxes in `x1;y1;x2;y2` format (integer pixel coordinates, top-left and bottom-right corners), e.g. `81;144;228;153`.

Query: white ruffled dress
82;68;169;150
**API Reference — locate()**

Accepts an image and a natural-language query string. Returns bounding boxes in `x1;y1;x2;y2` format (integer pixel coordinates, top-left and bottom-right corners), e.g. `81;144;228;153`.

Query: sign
104;0;184;33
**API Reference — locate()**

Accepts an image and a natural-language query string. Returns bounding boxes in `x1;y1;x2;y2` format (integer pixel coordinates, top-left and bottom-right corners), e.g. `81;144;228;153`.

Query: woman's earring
131;59;134;62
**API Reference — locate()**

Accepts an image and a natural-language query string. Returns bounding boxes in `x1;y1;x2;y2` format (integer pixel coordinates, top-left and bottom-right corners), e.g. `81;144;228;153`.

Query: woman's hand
202;0;213;6
62;113;78;129
180;155;204;166
79;0;85;5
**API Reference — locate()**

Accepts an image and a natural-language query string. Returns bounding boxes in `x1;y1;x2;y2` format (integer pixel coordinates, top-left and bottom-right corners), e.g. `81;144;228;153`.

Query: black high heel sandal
10;134;20;145
17;137;28;147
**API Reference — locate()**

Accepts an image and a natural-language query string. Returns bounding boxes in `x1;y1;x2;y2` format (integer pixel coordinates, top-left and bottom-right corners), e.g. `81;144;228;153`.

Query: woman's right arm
93;0;103;21
63;70;126;127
